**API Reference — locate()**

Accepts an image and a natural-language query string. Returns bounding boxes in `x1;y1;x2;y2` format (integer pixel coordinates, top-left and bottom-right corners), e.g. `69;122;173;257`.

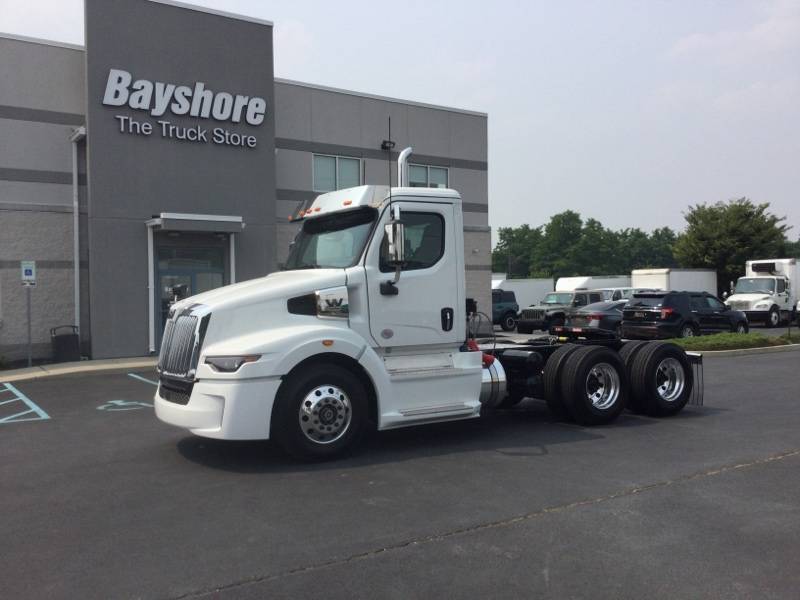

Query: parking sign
21;261;36;286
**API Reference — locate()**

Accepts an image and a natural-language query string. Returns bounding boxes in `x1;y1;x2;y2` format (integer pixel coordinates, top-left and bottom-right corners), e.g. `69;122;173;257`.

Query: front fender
196;324;370;381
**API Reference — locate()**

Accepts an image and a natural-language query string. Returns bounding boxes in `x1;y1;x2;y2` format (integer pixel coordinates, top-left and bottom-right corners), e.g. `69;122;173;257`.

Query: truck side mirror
722;291;728;299
384;220;406;267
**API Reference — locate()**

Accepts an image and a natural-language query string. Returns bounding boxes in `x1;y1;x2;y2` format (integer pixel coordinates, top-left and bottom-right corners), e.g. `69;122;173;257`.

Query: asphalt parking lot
2;350;800;599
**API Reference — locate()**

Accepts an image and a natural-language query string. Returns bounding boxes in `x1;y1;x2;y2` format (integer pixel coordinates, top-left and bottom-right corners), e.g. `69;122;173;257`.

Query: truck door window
502;291;516;303
777;279;786;294
589;293;603;303
380;212;445;272
574;294;587;307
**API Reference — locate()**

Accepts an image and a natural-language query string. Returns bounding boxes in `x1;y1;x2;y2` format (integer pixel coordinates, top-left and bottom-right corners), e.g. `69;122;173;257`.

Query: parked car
564;300;628;335
621;291;748;339
517;289;605;334
492;289;519;331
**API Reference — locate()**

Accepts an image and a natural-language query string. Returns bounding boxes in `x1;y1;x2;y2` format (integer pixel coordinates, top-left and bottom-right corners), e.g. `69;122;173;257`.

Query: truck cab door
364;201;462;348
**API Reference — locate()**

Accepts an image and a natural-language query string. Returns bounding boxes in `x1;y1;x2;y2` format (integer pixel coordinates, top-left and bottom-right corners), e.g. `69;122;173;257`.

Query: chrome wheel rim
298;385;352;444
505;316;515;329
655;358;685;402
770;311;779;326
584;362;621;410
737;323;746;333
682;326;694;337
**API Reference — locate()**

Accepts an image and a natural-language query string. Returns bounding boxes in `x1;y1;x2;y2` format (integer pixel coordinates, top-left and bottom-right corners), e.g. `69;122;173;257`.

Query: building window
408;164;449;189
313;154;361;192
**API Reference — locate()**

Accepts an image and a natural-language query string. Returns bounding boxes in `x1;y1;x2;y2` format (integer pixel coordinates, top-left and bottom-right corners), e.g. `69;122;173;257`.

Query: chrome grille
728;301;748;310
521;308;545;320
158;314;199;377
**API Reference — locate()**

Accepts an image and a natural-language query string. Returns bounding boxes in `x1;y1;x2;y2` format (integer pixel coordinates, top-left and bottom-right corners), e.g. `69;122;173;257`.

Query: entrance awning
145;212;244;233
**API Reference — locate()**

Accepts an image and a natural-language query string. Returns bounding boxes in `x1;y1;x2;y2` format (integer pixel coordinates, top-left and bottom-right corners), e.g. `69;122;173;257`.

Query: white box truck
492;277;554;309
154;149;702;460
631;269;717;296
556;275;631;291
725;259;798;327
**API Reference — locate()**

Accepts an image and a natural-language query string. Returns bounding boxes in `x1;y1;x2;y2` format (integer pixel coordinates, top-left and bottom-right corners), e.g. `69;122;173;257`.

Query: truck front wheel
272;365;368;460
560;346;628;426
768;307;780;327
500;312;517;331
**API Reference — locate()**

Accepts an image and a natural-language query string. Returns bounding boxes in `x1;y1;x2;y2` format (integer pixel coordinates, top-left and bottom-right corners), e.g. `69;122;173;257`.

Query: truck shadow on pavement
175;399;716;474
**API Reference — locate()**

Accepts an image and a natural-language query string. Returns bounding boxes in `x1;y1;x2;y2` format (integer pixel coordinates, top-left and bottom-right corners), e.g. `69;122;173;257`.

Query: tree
492;224;542;277
784;235;800;258
673;198;790;294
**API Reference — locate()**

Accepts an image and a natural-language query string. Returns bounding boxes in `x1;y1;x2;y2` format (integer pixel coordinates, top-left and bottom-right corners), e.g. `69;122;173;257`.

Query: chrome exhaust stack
397;147;413;187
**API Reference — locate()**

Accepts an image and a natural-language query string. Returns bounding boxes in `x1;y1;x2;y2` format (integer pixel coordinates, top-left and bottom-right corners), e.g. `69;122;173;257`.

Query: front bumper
155;376;282;440
743;310;770;323
517;318;547;331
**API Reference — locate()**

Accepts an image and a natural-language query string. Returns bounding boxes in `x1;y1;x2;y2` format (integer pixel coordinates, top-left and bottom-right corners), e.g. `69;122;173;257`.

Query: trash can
51;326;80;363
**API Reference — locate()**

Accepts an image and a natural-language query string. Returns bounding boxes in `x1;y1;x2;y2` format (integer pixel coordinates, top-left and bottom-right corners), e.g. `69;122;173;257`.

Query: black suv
621;291;748;339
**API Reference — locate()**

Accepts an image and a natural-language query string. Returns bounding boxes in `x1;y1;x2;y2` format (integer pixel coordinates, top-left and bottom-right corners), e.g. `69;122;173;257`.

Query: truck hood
727;293;772;304
173;269;347;314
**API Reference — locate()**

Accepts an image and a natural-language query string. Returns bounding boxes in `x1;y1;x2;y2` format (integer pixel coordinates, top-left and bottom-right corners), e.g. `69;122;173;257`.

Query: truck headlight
204;355;260;372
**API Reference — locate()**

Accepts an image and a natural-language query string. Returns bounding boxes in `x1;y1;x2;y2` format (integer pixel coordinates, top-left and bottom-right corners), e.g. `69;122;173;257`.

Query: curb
0;357;157;383
692;343;800;357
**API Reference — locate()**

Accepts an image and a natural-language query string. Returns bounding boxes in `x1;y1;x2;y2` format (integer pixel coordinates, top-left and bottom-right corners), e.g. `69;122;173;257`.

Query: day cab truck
725;259;798;327
154;149;702;460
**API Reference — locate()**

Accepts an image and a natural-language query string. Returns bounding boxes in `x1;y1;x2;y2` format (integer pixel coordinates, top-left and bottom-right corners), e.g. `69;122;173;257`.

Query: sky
3;0;799;245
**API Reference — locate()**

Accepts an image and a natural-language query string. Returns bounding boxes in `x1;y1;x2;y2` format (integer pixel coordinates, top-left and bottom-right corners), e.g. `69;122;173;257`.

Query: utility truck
725;259;798;327
155;149;702;460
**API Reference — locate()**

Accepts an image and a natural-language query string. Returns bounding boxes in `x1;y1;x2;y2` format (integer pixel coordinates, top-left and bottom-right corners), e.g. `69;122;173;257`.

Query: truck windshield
543;293;573;304
285;207;377;270
735;278;775;294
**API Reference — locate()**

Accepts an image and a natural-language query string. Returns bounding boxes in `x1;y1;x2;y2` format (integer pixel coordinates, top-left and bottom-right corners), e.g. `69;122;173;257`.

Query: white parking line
127;373;158;386
0;382;50;424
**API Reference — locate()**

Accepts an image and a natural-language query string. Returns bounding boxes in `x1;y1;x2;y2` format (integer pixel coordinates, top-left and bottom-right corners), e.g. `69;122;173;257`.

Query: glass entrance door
156;245;226;346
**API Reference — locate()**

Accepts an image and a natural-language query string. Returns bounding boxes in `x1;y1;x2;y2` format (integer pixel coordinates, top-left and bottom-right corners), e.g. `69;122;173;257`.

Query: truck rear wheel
542;344;580;420
561;346;628;426
619;341;648;411
629;342;693;417
272;365;368;460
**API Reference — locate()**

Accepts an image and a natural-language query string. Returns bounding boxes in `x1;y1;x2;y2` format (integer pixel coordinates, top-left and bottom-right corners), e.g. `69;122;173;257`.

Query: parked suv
621;291;748;339
517;289;605;334
492;289;519;331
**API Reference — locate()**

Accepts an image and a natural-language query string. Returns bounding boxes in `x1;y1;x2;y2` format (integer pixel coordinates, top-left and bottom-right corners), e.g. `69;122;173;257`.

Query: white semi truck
155;149;702;459
725;259;798;327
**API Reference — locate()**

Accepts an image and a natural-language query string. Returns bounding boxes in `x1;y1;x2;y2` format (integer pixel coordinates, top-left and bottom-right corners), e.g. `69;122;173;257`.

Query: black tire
560;346;628;426
543;344;581;420
732;321;748;334
272;364;368;460
619;341;650;413
497;388;525;408
768;307;780;328
679;322;697;338
500;312;517;332
629;342;693;417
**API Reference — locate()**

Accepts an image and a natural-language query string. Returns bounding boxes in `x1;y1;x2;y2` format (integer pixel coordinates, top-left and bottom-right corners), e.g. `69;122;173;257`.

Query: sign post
21;261;36;367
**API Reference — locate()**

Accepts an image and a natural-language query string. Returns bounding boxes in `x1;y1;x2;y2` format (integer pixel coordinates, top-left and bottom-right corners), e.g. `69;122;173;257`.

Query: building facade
0;0;490;363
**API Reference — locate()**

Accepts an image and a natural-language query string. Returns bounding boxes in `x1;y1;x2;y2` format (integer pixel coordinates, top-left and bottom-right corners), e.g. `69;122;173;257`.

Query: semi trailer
154;149;703;460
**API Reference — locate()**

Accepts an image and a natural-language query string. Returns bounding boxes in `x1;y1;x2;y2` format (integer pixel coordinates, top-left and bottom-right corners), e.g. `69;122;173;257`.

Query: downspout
397;147;413;187
69;126;86;333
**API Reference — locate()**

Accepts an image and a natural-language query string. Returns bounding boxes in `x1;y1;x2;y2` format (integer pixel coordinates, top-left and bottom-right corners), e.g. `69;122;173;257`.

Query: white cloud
273;19;315;78
669;0;800;66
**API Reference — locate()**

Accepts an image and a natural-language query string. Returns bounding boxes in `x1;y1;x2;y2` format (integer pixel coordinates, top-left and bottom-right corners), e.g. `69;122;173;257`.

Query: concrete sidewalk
0;356;157;382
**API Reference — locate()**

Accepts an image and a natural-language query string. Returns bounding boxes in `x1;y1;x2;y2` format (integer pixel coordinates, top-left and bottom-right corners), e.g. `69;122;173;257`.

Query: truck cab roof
292;185;462;221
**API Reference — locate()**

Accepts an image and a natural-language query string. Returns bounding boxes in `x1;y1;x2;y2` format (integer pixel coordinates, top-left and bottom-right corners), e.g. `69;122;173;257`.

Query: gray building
0;0;490;363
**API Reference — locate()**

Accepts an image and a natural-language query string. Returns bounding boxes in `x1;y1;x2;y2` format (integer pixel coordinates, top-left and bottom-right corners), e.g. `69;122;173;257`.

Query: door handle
441;307;454;331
